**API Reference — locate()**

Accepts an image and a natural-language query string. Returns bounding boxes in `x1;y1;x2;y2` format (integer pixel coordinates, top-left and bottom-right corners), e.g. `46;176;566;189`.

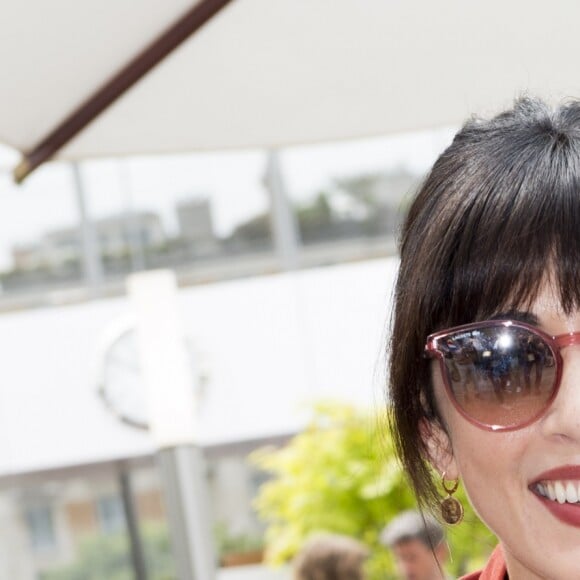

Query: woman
389;97;580;579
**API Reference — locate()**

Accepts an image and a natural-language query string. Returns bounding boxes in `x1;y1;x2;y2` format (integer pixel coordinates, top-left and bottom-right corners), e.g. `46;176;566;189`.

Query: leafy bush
251;401;496;579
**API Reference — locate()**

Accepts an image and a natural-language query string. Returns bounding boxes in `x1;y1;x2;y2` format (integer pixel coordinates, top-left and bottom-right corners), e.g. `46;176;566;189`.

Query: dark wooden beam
118;465;148;580
14;0;234;183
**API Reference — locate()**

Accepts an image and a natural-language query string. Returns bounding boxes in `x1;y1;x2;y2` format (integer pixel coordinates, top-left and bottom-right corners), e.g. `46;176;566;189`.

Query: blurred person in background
380;510;450;580
293;533;369;580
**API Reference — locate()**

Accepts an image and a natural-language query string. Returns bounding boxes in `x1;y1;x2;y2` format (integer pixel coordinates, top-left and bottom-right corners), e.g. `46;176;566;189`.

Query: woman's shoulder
460;545;507;580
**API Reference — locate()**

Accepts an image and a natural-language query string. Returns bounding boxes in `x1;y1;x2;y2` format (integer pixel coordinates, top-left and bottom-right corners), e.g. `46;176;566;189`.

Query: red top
460;545;507;580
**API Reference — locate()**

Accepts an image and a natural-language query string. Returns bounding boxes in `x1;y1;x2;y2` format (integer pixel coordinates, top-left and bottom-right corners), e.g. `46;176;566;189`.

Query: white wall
0;257;398;475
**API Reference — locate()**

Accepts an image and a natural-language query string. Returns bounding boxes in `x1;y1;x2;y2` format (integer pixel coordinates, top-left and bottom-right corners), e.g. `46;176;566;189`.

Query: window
25;505;57;552
96;495;125;534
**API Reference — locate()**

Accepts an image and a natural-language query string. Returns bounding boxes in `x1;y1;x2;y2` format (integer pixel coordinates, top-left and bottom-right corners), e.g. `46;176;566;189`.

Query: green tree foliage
229;192;334;245
250;402;496;579
231;213;271;243
296;193;333;242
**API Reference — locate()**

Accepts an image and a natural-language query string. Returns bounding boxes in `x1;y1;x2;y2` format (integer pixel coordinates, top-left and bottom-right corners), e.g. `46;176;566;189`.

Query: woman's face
430;281;580;580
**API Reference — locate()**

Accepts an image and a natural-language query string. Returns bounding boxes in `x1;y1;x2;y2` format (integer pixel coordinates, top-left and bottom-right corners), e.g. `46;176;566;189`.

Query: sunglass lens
437;326;556;428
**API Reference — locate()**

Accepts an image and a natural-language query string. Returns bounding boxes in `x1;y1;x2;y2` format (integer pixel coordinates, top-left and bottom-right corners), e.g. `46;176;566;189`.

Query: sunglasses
425;319;580;431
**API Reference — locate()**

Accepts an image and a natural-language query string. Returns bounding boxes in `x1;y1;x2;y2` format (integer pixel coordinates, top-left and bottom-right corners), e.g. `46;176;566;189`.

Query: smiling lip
533;466;580;481
531;465;580;528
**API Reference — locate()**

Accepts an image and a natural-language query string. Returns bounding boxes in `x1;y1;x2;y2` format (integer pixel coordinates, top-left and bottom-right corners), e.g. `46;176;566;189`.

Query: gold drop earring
440;472;464;525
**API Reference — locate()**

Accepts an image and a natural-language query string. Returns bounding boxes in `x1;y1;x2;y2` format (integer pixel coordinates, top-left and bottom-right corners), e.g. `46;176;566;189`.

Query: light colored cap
380;510;444;548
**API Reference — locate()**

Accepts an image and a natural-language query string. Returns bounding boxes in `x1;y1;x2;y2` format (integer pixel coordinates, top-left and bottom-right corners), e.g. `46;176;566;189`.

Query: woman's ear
419;418;459;480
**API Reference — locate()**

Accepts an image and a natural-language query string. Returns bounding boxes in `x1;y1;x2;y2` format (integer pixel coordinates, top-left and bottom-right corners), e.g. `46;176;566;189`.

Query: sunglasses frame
423;319;580;432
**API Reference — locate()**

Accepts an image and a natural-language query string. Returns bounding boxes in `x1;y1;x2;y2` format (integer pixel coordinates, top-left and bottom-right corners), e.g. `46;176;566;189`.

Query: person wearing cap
380;510;450;580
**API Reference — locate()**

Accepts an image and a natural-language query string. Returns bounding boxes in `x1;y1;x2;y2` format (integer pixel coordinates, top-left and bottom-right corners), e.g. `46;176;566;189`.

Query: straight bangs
417;121;580;334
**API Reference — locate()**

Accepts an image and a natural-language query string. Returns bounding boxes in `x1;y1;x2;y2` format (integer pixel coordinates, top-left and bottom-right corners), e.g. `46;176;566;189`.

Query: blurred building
0;445;277;579
12;211;166;272
177;198;214;242
176;198;219;256
0;459;163;579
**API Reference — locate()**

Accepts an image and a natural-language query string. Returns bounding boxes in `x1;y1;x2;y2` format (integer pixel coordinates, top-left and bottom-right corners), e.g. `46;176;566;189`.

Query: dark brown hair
389;97;580;508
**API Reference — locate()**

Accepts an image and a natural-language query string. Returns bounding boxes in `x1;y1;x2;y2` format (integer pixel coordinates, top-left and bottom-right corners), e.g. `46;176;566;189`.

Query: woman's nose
540;348;580;442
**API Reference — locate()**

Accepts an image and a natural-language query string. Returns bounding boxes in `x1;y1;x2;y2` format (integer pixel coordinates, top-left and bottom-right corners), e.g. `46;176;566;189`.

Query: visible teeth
566;481;579;503
536;480;580;503
555;482;567;504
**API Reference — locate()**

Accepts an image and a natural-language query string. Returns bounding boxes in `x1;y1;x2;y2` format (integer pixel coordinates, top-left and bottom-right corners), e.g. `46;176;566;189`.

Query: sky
0;126;456;270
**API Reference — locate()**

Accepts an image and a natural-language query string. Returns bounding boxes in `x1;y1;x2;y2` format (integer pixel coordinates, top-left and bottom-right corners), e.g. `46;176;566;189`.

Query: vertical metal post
118;465;149;580
128;271;216;580
157;446;216;580
118;162;146;272
264;150;301;270
70;162;103;294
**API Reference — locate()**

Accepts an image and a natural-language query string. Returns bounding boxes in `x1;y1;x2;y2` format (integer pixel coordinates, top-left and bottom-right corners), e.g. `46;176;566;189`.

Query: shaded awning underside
3;0;580;176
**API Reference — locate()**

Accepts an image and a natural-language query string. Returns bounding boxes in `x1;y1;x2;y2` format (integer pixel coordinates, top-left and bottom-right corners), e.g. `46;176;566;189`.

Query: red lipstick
531;465;580;528
533;465;580;481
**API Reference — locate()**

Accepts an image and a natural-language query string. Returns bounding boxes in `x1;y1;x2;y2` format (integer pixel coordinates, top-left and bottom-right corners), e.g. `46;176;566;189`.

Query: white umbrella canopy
2;0;580;179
